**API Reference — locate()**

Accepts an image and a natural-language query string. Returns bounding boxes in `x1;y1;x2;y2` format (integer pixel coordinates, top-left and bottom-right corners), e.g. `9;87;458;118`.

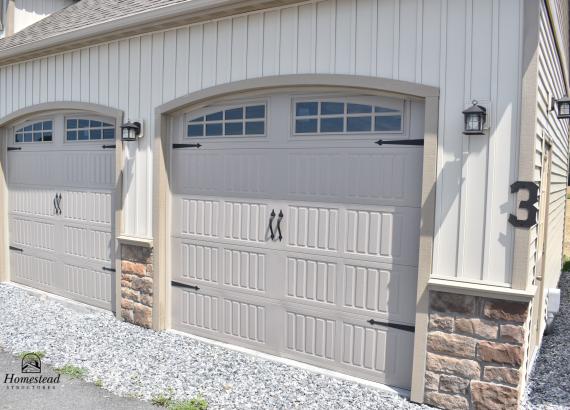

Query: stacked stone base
120;244;154;328
425;291;529;410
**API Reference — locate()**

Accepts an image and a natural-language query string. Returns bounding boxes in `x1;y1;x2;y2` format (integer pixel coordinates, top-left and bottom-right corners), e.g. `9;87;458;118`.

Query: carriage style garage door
171;92;424;389
7;114;116;311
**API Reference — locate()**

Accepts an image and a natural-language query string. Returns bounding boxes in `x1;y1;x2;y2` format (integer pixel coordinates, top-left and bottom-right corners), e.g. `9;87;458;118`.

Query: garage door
171;93;423;389
7;115;116;311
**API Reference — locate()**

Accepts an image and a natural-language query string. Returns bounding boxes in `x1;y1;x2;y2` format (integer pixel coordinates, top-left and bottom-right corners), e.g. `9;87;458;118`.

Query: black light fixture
120;121;142;141
462;101;487;135
554;96;570;119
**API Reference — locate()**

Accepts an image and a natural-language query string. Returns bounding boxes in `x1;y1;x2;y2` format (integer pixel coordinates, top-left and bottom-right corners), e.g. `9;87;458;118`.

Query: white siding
532;2;569;292
13;0;74;33
0;0;525;286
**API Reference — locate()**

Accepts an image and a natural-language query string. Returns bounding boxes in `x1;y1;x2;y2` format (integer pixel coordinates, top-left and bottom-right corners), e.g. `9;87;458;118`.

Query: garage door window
65;118;115;141
294;100;403;135
186;104;266;137
15;120;53;143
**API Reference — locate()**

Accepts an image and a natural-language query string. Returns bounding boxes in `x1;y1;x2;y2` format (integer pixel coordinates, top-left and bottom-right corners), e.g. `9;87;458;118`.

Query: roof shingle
0;0;192;52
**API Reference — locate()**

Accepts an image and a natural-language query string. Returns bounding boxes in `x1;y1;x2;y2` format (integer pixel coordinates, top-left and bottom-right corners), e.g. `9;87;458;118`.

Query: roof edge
0;0;301;66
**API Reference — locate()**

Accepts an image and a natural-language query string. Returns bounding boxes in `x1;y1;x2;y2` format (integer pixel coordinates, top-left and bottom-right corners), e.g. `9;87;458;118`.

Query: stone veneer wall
120;244;154;328
424;291;530;410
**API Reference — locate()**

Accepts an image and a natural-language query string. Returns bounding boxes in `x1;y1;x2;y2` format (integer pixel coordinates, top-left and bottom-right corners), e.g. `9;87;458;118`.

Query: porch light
121;121;142;141
554;96;570;119
462;101;487;135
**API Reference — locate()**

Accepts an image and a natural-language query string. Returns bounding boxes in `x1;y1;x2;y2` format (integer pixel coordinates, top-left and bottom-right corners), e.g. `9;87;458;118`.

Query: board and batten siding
0;0;524;286
532;2;569;293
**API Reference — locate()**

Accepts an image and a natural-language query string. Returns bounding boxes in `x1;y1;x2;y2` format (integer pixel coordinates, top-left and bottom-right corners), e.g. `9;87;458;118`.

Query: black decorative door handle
54;193;62;215
55;193;63;215
276;210;284;241
268;209;276;240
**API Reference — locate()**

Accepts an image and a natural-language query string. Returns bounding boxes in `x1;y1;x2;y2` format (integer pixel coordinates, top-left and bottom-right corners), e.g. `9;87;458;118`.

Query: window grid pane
15;120;54;143
295;101;403;135
66;118;115;141
187;104;266;137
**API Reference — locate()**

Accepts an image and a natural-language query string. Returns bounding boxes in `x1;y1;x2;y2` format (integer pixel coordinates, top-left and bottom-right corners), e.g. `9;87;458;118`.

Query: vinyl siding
530;0;569;327
547;0;569;82
0;0;524;286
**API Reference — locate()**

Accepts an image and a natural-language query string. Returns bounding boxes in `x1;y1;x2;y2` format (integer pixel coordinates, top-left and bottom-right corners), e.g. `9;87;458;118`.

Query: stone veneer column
424;291;529;410
120;244;154;328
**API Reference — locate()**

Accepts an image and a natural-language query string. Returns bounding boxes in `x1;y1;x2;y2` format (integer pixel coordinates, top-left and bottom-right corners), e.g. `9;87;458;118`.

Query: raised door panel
7;151;63;187
282;202;420;267
171;149;279;200
172;196;281;249
281;304;413;388
61;150;115;190
9;188;58;219
344;206;420;266
8;187;60;292
338;317;414;389
285;148;423;207
342;262;417;325
172;285;283;355
10;251;58;291
59;189;114;309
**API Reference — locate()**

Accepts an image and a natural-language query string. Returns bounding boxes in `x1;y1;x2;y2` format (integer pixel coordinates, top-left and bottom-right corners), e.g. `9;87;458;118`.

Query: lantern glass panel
122;128;134;141
559;102;570;116
465;113;482;132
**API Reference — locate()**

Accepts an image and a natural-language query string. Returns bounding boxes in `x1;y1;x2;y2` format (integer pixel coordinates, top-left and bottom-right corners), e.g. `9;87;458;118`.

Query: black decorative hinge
7;147;22;151
102;267;116;273
173;143;202;149
367;319;415;333
9;246;23;252
375;139;424;146
102;145;116;149
171;280;200;291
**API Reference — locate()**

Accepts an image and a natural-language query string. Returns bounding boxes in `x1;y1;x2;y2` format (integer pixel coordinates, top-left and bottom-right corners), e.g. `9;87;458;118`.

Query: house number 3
508;181;539;228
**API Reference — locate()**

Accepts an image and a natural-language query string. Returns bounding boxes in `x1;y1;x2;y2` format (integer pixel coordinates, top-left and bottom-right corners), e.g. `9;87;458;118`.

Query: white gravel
0;284;427;409
524;271;570;410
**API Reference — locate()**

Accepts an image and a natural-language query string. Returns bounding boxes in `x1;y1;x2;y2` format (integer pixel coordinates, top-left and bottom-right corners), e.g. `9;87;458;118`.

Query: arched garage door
170;91;423;389
7;114;116;311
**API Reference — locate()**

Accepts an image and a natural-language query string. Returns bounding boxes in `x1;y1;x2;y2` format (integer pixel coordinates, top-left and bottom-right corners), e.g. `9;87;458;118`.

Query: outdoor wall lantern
121;121;142;141
553;96;570;119
462;101;487;135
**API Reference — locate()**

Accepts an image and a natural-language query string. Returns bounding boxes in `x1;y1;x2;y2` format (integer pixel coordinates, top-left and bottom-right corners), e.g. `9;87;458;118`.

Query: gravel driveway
0;284;427;409
525;271;570;409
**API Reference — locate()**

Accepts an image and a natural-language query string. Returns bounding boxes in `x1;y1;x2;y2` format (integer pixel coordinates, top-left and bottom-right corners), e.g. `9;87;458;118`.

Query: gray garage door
7;114;116;311
171;93;423;389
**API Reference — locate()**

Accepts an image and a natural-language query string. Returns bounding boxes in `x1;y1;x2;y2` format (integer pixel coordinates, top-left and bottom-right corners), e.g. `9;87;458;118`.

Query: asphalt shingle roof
0;0;192;52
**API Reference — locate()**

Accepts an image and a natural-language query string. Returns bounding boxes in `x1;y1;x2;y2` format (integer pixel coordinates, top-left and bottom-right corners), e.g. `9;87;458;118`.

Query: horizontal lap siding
533;2;569;293
547;0;569;81
0;0;523;286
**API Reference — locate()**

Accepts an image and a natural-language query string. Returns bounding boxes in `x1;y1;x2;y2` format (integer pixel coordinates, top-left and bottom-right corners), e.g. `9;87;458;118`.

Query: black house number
508;181;539;228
